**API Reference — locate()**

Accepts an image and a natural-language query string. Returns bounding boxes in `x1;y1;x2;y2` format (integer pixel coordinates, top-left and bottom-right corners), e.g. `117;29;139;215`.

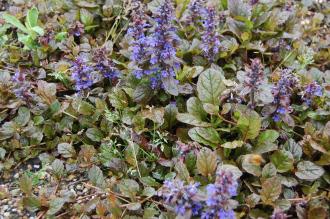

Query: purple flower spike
272;69;298;122
11;70;31;100
158;179;202;216
148;0;180;87
202;169;238;219
200;6;220;62
93;47;119;80
301;81;322;106
71;58;94;91
127;1;150;66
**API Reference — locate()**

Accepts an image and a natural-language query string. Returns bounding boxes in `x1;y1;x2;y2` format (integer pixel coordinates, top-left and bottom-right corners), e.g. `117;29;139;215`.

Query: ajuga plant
127;0;150;80
236;58;273;108
158;168;238;218
11;70;32;101
92;47;119;81
70;57;94;91
148;0;180;89
271;68;299;124
185;0;220;62
301;81;323;106
200;6;221;63
0;0;329;218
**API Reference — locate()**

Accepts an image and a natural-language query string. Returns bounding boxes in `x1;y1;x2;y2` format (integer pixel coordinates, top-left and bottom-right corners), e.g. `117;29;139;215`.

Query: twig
218;114;236;125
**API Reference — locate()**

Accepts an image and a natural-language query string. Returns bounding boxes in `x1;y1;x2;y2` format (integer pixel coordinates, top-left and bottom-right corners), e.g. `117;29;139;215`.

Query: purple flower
148;0;180;88
244;59;264;89
276;107;286;115
186;0;206;26
127;1;150;65
69;21;84;37
273;114;281;122
272;69;298;122
200;6;220;62
240;58;266;108
158;179;202;216
301;81;322;106
158;168;239;217
92;47;119;80
11;70;31;100
71;58;94;91
202;169;238;219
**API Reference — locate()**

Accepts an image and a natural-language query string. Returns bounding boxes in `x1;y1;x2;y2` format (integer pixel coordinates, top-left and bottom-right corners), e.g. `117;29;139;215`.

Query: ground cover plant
0;0;329;218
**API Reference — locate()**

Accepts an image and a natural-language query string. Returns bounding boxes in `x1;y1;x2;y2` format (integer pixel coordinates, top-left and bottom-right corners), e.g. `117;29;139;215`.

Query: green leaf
284;139;302;161
31;26;44;36
109;88;128;109
86;128;104;142
140;177;161;188
132;85;153;104
163;103;178;129
19;174;33;195
278;175;298;187
55;32;67;41
275;199;291;211
47;198;65;215
2;13;29;34
202;103;219;115
295;161;325;181
143;207;158;218
88;165;105;188
51;159;64;177
188;127;220;148
176;113;211;127
162;76;179;96
118;179;140;198
0;121;16;139
80;8;94;26
197;68;226;105
218;164;243;180
57;143;76;158
253;142;277;154
257;130;279;145
236;106;261;140
196;148;217;177
222;140;244;149
141;187;156;197
26;7;39;28
260;177;282;205
126;202;142;211
241;154;263;176
148;0;165;14
228;0;252;18
187;97;207;121
72;100;95;116
253;130;279;154
124;141;140;167
14;107;30;127
174;161;190;182
270;150;294;173
22;196;41;212
262;163;277;179
141;107;165;125
0;147;6;160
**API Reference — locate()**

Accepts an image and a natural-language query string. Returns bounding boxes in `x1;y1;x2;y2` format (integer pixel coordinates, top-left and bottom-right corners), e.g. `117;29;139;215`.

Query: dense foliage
0;0;329;218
